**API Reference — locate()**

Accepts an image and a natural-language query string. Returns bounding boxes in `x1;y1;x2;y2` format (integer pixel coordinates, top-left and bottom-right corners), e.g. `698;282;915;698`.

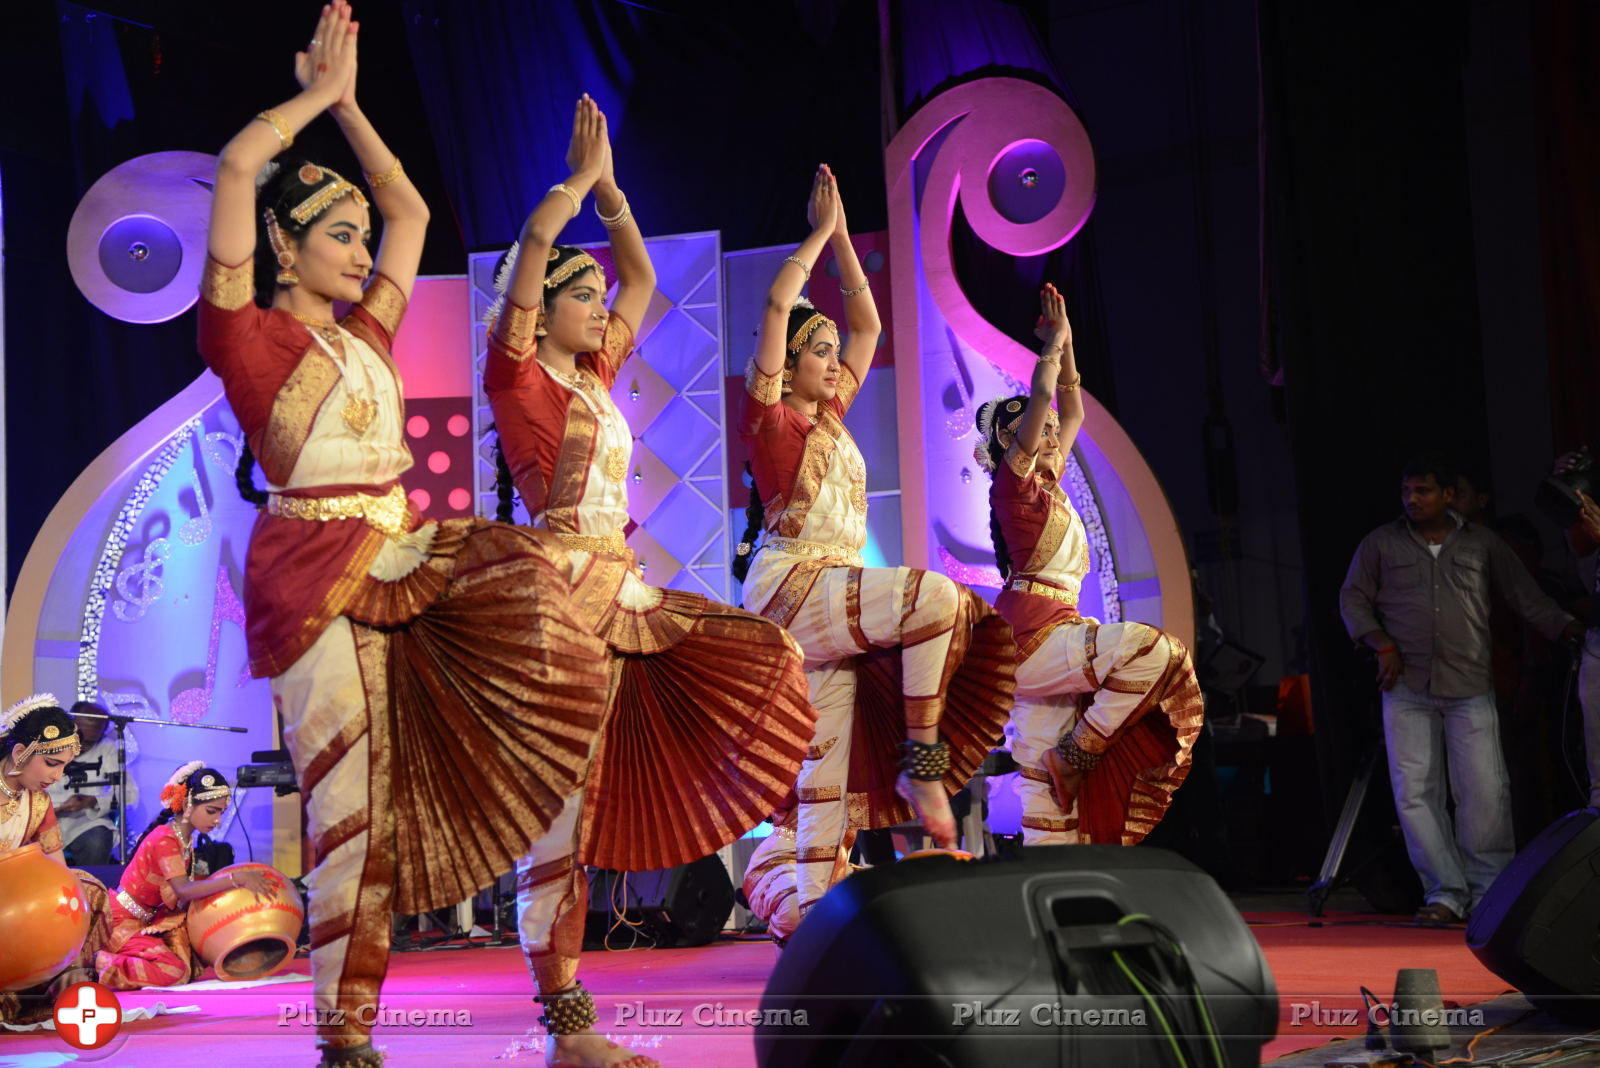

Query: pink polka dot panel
400;397;475;518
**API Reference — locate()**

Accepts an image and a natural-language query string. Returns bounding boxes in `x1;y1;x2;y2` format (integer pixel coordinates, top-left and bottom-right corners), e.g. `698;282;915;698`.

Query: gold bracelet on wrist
1058;373;1082;392
782;255;811;280
254;110;293;150
840;280;870;298
595;196;629;227
548;183;583;218
365;157;403;189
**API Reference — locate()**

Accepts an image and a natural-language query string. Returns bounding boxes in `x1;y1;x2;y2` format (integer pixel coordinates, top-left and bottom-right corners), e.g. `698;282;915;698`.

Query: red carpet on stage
0;910;1507;1065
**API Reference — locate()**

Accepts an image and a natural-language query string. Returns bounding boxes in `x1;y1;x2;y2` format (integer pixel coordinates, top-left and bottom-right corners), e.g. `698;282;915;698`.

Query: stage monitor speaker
756;846;1275;1067
585;854;735;949
1467;807;1600;1024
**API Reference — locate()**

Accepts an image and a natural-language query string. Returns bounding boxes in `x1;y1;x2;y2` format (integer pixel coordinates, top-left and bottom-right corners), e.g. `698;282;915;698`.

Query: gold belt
116;888;155;924
1007;576;1079;607
267;484;410;538
763;536;864;568
553;529;628;555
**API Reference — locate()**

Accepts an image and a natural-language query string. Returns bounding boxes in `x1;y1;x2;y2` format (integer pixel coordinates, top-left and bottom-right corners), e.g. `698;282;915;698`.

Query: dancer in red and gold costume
979;284;1202;845
733;166;1015;921
97;762;272;989
485;97;814;1068
198;7;608;1064
0;695;111;1023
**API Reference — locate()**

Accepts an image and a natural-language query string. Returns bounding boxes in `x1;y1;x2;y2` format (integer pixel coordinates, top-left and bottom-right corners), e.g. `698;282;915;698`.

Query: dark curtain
1259;0;1489;820
1534;0;1600;455
400;0;885;252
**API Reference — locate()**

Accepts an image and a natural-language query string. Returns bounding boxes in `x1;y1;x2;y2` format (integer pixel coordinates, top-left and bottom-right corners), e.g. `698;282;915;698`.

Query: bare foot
547;1030;660;1068
896;772;957;849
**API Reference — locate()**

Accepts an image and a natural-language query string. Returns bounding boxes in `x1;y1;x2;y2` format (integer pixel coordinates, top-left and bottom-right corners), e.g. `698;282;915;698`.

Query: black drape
1260;1;1490;819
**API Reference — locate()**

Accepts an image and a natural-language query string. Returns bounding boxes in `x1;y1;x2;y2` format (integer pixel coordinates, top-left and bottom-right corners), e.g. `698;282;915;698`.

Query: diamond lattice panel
468;232;729;601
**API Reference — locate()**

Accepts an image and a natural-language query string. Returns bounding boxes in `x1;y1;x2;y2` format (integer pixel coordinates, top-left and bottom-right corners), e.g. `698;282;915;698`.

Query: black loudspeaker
1467;808;1600;1024
756;846;1276;1067
585;854;735;949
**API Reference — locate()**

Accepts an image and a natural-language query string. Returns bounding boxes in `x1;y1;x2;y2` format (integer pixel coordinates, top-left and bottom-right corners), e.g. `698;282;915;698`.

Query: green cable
1117;913;1227;1068
1111;946;1190;1068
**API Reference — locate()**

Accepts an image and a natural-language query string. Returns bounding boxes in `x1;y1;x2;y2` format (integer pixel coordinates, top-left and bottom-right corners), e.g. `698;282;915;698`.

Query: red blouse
482;299;633;523
737;362;860;520
990;445;1080;646
114;823;190;917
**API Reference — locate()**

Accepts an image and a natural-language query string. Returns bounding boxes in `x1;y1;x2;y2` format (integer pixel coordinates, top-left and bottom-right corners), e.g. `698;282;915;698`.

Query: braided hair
234;442;269;506
732;463;764;583
975;395;1031;581
494;434;517;523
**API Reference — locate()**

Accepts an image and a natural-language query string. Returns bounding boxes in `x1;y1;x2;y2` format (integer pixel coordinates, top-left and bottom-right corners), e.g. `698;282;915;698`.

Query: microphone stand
72;710;246;863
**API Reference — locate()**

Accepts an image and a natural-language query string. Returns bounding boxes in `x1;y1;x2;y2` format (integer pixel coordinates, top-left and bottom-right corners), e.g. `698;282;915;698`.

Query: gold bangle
254;110;293;150
595;196;629;226
548;183;582;218
365;157;403;189
840;280;870;298
1058;373;1082;392
782;255;811;280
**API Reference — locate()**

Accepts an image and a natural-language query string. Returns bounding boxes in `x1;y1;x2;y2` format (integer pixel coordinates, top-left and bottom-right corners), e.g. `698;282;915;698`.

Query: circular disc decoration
66;151;217;324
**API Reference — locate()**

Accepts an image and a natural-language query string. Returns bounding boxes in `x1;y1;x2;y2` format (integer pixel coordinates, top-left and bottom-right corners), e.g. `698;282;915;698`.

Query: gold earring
276;260;299;288
534;307;549;338
780;366;794;395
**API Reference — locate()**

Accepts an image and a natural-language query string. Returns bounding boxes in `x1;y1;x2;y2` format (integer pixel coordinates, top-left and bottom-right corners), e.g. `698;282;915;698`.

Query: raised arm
828;166;880;387
503;96;607;313
1014;284;1082;455
592;103;655;337
303;3;429;299
208;3;353;268
753;167;836;378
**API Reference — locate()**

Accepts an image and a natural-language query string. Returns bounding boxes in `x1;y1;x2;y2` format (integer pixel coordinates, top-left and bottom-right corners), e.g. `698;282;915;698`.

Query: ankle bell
536;980;599;1035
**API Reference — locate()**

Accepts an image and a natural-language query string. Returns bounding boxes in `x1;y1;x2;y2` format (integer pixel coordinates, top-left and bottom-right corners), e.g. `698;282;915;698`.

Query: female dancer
734;166;1015;921
0;695;110;1023
97;762;272;989
485;97;814;1068
199;7;608;1063
979;284;1202;844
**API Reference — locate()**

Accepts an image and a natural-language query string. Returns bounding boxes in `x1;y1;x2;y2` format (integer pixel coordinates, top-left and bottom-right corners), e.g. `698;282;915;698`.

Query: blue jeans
1381;680;1513;915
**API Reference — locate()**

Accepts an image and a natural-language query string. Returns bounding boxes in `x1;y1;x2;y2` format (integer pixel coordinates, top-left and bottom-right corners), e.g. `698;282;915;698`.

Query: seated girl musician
0;694;111;1023
978;284;1202;845
97;762;274;989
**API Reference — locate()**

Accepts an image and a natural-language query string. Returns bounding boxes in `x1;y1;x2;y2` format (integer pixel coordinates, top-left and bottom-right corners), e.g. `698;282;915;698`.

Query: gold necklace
289;311;380;437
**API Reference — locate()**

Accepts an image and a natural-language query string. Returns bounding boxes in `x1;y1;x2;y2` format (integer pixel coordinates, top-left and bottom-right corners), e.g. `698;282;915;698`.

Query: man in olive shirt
1339;456;1584;925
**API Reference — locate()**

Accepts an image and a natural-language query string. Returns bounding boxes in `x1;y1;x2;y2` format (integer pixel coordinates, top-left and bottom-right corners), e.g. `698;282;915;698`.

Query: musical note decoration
169;566;250;725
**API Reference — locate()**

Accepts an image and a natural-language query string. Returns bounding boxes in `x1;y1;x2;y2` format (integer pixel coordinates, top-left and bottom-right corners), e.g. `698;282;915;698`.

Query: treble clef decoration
113;537;171;622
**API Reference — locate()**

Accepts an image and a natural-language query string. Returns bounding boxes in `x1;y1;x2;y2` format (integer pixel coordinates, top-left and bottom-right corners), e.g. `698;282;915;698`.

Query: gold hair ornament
288;165;370;226
787;312;836;355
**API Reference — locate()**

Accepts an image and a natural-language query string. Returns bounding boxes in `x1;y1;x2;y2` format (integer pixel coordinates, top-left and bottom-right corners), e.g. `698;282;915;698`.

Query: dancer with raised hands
978;284;1201;845
734;165;1015;923
197;6;609;1064
485;95;814;1068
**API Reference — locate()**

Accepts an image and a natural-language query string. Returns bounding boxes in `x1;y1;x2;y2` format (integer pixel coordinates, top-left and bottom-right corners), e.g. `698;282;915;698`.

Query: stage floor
0;901;1550;1066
